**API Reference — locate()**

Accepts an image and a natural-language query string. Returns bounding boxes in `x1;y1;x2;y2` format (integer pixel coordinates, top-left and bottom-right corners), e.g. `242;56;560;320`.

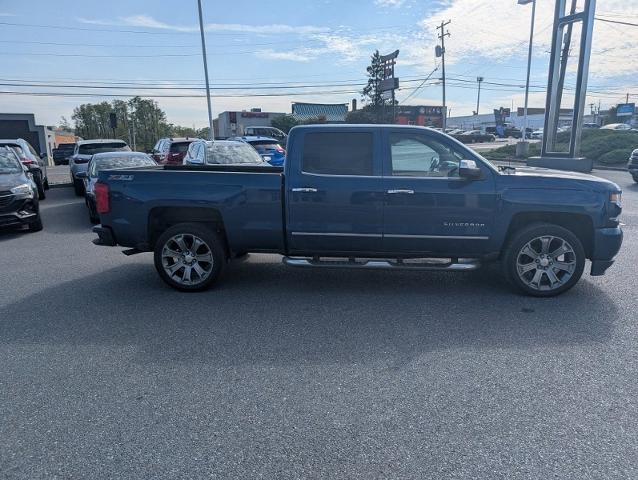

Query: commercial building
447;107;593;132
0;113;51;165
216;109;286;138
395;106;446;128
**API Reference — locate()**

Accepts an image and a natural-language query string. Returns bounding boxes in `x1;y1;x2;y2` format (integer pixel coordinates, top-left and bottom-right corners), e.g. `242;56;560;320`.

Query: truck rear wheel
502;223;585;297
153;223;226;292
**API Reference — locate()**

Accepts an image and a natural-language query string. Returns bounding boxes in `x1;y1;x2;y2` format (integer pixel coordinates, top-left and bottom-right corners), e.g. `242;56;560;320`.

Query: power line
400;65;439;103
595;17;638;28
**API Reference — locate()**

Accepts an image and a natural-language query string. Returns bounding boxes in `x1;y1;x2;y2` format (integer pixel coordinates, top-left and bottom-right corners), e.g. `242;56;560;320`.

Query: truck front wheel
503;223;585;297
153;223;226;292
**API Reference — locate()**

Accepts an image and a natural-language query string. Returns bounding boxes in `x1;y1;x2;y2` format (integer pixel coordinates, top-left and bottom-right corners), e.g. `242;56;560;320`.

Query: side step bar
282;256;480;271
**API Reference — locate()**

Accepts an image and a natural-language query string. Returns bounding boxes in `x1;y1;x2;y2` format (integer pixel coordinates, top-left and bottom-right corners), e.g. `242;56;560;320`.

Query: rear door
286;128;384;254
381;128;497;256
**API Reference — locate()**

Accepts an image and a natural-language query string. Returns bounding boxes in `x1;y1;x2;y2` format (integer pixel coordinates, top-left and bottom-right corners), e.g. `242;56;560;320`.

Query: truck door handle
386;189;414;194
291;187;318;193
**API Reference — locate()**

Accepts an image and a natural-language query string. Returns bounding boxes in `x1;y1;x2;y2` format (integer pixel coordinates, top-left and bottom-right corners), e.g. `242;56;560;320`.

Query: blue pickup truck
93;125;623;297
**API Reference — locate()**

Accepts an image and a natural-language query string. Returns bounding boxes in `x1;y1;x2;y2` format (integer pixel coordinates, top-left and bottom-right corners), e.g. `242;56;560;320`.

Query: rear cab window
169;142;191;154
301;131;375;176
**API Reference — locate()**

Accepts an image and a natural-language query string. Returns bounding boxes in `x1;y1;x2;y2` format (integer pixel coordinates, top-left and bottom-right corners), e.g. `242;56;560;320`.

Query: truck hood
499;166;621;192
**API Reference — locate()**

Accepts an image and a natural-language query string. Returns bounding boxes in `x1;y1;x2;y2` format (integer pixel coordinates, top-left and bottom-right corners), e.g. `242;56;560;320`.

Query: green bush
484;129;638;164
598;148;632;165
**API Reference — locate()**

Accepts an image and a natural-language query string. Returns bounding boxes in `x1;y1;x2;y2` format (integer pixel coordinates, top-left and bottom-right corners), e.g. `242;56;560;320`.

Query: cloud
77;15;328;35
257;49;315;62
375;0;409;7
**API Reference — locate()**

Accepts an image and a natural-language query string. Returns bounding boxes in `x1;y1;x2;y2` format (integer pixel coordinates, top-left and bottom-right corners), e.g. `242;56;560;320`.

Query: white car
183;140;269;166
600;123;631;131
531;130;543;139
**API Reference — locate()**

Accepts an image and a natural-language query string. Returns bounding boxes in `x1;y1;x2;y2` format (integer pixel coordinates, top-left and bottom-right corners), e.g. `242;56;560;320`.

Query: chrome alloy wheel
515;235;577;291
161;233;214;286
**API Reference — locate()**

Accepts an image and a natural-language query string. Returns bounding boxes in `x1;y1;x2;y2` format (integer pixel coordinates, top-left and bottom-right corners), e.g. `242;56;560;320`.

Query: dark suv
150;138;199;165
0;147;42;232
52;143;76;165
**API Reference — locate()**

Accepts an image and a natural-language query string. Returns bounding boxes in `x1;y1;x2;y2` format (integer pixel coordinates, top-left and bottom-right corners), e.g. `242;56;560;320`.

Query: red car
150;138;199;165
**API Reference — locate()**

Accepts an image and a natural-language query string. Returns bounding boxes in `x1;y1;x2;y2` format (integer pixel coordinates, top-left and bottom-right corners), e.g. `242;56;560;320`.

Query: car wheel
34;173;46;200
632;175;638;183
28;214;43;232
502;223;585;297
73;179;84;196
43;177;49;190
153;223;226;292
87;199;99;224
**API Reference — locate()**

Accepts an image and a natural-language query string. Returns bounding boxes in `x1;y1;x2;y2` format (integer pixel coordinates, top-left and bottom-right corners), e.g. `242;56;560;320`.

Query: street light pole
519;0;536;144
197;0;214;141
476;76;484;115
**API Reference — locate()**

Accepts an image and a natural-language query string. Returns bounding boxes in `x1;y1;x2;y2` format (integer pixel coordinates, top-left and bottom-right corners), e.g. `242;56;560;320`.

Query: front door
286;129;384;254
381;129;497;257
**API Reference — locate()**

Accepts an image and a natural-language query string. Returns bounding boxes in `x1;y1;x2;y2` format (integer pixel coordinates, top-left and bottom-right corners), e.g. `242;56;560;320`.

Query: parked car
183;140;268;166
531;130;544;140
628;149;638;183
452;130;496;143
69;139;130;196
0;138;49;200
77;151;156;224
52;143;76;165
0;146;41;232
230;136;286;166
150;137;199;165
582;123;600;129
93;125;623;297
243;126;287;145
600;123;631;131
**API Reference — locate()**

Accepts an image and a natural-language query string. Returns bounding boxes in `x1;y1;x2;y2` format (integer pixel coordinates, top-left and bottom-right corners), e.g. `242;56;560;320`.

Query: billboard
616;103;635;117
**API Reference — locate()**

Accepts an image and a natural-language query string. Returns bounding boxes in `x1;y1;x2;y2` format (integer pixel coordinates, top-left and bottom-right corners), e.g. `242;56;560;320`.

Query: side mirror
76;171;88;179
459;159;482;179
40;152;47;159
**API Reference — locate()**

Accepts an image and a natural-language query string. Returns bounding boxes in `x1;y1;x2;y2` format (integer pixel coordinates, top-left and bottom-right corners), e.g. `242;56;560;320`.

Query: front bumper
590;226;623;276
0;207;39;228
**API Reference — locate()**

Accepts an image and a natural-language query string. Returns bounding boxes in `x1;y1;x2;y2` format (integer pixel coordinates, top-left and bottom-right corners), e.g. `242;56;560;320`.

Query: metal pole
476;77;483;115
197;0;214;141
522;0;536;141
441;26;447;130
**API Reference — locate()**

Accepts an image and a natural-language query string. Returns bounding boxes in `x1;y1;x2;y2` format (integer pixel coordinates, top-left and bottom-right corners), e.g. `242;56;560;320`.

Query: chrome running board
282;256;480;271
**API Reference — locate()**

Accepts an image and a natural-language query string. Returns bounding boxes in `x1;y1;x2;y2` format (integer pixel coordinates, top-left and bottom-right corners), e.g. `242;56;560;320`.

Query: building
292;103;348;123
0;113;51;165
216;108;286;138
448;107;580;132
395;106;446;128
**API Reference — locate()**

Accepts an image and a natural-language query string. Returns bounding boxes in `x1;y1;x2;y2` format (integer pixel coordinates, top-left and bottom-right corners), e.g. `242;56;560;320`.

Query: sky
0;0;636;128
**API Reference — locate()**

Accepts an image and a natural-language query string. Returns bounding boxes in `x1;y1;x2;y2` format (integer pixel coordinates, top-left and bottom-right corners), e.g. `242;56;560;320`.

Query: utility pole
627;93;630;104
476;77;484;115
197;0;214;141
436;20;451;130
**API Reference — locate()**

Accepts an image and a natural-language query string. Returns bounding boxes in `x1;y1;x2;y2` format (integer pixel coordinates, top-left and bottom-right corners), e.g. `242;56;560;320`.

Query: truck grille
0;191;14;208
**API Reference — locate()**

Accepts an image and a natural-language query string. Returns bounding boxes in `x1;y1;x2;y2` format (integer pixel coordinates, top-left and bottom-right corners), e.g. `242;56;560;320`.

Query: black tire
153;223;226;292
43;177;50;190
632;175;638;183
73;179;84;196
502;223;585;297
87;199;99;224
33;172;46;200
28;215;43;232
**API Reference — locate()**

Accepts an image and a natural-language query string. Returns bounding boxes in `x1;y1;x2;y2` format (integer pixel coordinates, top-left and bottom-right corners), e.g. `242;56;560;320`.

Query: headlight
610;192;622;205
10;183;33;196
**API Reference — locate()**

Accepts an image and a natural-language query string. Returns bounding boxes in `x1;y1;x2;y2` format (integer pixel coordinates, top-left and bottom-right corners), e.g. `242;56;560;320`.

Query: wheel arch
501;212;594;258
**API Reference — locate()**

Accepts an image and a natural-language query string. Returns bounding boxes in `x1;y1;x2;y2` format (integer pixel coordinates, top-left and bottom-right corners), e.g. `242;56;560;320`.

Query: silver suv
69;139;130;196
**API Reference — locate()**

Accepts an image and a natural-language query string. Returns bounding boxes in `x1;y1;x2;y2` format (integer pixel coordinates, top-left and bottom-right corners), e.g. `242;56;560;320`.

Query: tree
604;106;619;125
271;114;300;133
58;116;73;132
361;50;396;122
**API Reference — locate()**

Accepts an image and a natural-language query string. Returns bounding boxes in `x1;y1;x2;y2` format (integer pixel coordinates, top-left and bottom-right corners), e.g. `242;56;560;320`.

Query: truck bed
97;164;286;253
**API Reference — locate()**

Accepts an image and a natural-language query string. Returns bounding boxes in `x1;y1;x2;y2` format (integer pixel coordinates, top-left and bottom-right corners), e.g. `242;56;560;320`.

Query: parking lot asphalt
1;170;637;479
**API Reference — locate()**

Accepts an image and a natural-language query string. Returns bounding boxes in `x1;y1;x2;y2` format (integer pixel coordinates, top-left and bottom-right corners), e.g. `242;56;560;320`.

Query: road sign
380;78;399;92
617;103;635;117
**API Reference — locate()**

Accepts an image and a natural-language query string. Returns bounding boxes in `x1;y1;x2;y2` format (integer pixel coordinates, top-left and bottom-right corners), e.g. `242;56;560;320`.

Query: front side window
302;132;373;176
389;133;463;178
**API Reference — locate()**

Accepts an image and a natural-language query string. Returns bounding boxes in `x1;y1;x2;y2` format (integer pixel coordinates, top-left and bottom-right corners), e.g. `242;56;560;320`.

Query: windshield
89;155;156;176
0;149;22;174
205;143;263;165
79;143;130;155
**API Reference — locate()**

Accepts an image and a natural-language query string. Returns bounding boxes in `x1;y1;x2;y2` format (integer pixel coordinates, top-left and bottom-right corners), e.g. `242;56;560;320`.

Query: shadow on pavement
0;256;618;369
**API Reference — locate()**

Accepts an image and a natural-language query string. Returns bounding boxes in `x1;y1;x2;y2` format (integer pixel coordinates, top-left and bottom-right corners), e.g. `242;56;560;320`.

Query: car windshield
0;149;22;174
79;143;130;155
205;143;264;165
89;155;156;176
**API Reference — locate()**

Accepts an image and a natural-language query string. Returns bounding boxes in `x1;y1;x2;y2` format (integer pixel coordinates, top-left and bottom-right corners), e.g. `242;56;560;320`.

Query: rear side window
302;132;373;176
